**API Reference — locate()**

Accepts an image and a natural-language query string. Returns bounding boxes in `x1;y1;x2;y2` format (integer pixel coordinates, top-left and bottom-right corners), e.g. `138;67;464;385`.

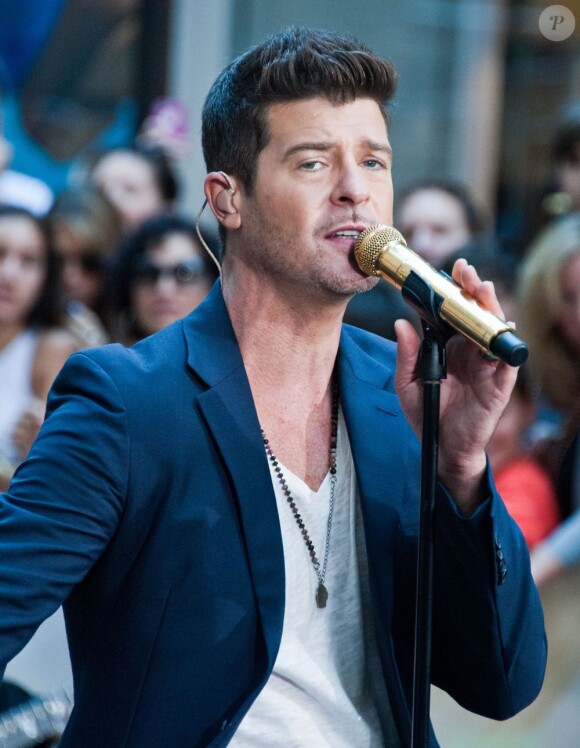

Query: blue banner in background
0;0;140;195
0;0;67;90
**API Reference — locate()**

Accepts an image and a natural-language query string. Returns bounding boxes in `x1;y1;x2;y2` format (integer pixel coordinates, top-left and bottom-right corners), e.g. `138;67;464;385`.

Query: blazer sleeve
0;351;128;673
429;465;547;719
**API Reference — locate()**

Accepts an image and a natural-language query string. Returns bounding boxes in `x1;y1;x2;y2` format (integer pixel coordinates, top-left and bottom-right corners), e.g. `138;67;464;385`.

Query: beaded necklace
262;379;339;609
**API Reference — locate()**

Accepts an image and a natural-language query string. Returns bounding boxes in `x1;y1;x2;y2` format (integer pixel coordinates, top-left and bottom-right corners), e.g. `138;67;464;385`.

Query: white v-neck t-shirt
231;408;400;747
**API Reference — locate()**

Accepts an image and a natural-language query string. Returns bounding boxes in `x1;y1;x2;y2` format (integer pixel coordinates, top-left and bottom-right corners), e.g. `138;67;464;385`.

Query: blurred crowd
0;112;220;496
1;97;580;738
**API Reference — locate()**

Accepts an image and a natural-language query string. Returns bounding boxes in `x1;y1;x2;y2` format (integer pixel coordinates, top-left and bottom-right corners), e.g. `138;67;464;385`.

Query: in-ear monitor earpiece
218;171;236;196
215;172;237;213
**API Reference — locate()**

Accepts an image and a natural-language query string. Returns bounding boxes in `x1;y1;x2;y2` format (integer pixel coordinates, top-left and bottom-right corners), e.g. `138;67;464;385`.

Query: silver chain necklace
261;379;339;609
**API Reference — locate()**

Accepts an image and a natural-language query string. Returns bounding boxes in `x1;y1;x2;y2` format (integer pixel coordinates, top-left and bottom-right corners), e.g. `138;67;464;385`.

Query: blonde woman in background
517;213;580;583
518;213;580;419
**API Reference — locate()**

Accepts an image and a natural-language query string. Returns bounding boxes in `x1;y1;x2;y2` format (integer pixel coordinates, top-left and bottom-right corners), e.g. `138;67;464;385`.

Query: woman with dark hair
0;206;77;489
107;214;217;345
89;144;179;232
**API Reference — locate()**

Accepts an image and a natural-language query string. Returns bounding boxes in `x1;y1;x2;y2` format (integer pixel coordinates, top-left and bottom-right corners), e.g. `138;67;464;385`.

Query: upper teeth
334;230;360;237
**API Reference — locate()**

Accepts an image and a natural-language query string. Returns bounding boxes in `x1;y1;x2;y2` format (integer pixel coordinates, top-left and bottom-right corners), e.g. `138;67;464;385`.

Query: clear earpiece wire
195;198;222;276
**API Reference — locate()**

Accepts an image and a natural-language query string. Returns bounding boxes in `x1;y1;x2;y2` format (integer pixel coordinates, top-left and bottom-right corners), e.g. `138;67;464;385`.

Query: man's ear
204;171;241;229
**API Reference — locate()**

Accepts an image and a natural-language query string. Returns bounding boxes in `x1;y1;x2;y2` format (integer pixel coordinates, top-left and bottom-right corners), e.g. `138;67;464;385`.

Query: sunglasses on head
133;258;206;285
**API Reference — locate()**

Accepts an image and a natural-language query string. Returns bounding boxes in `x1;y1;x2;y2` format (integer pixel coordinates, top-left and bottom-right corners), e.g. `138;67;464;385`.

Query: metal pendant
316;582;328;608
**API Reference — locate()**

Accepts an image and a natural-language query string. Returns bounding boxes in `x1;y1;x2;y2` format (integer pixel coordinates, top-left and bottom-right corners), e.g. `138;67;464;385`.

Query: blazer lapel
182;284;285;672
338;327;420;594
339;326;417;511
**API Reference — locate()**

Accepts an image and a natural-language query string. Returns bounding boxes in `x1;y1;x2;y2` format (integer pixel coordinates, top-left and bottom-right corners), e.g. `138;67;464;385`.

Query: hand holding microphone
354;225;528;367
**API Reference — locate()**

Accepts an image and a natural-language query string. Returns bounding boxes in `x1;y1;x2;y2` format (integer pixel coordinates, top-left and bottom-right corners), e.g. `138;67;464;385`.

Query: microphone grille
354;224;406;276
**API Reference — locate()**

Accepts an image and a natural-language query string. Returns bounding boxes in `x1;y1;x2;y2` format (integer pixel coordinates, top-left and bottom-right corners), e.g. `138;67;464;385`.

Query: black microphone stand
411;323;450;748
401;274;455;748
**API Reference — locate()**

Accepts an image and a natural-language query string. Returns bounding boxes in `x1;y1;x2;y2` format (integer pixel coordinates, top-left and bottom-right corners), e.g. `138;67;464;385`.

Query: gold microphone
354;224;528;367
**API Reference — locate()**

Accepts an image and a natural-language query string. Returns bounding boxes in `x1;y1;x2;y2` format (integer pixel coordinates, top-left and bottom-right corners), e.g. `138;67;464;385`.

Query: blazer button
495;535;507;585
221;718;230;732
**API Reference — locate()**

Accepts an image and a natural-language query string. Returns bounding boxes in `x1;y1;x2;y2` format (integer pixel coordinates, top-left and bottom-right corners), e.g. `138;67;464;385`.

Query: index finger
451;259;505;320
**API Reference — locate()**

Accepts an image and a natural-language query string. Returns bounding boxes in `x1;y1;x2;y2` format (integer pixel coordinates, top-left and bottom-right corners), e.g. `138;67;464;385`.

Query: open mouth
329;229;362;239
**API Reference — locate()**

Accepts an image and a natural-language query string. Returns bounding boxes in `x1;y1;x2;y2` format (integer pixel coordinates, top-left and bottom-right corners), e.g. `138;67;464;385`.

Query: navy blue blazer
0;284;546;746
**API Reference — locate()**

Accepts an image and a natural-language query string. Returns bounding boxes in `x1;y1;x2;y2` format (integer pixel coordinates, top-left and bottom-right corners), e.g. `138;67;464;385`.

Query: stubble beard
237;211;379;300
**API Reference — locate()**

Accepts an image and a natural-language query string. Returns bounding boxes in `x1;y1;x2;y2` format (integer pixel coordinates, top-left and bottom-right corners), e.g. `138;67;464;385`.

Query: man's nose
330;163;370;206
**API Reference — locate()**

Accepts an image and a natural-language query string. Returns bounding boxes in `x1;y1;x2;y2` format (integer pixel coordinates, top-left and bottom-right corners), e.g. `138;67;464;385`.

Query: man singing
0;27;545;747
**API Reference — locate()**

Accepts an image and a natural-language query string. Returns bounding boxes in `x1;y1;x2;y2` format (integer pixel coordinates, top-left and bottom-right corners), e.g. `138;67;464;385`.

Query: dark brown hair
202;27;397;193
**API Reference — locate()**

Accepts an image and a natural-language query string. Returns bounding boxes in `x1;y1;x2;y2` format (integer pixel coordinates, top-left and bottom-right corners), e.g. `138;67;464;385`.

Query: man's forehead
263;97;390;145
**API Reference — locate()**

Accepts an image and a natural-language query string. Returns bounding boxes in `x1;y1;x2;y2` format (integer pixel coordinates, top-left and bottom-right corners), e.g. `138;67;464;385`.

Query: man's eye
300;160;324;171
363;158;385;169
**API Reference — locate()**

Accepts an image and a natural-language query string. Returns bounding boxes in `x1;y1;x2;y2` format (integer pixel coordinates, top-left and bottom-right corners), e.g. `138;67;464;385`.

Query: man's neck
223;270;347;490
223;267;346;382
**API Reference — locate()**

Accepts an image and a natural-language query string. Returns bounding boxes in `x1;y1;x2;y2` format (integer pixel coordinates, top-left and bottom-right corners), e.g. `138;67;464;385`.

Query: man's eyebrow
282;140;392;161
366;140;392;157
283;142;334;160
